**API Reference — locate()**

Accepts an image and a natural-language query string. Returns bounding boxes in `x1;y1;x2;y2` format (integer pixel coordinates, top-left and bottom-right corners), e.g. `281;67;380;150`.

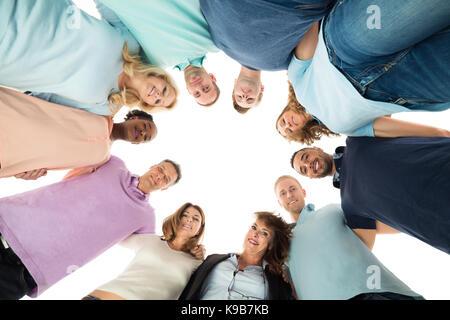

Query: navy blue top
200;0;335;71
334;136;450;254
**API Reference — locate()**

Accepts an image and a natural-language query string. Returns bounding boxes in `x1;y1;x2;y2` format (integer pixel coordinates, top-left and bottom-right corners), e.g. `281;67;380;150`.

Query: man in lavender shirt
0;156;181;299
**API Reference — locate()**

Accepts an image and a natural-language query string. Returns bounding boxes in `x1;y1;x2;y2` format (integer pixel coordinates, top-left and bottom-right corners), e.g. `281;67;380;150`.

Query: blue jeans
323;0;450;107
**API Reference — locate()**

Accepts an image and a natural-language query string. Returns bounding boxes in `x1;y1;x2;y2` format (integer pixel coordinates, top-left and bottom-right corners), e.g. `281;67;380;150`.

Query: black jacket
179;253;295;300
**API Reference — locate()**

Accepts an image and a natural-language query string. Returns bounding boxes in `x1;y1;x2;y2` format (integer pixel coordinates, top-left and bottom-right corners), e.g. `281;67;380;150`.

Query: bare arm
376;221;401;234
294;21;319;61
352;228;376;251
373;116;450;138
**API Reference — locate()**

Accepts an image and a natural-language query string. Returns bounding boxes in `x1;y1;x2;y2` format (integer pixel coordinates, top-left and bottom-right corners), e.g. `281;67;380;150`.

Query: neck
239;66;261;79
238;251;263;270
137;176;151;194
168;236;188;251
290;208;303;223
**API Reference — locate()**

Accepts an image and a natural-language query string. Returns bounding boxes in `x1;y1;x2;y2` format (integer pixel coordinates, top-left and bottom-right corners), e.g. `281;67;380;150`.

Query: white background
1;1;448;300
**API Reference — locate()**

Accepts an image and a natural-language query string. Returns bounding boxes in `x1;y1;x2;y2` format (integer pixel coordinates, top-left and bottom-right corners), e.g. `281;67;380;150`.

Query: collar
130;175;149;201
295;203;316;225
230;253;268;271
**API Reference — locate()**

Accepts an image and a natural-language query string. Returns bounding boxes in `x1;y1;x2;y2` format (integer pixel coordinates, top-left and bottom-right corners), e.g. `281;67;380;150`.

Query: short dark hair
162;159;182;185
290;151;299;169
124;109;153;122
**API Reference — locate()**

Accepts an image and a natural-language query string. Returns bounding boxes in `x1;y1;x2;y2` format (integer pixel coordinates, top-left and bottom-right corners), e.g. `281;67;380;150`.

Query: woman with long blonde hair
0;0;177;116
83;203;206;300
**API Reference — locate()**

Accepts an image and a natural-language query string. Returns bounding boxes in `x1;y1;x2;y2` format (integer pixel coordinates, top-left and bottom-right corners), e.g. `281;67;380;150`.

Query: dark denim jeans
323;0;450;108
0;238;36;300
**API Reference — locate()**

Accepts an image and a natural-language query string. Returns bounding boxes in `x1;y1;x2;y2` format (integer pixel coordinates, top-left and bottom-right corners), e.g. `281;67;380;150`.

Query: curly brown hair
254;211;292;276
276;82;338;145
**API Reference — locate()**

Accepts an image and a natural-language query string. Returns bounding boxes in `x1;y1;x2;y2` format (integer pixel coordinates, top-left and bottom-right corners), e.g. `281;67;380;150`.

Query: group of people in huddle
0;0;449;300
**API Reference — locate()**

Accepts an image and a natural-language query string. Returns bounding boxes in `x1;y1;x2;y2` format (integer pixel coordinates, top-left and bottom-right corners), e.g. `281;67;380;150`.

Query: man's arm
352;221;401;250
352;228;376;251
373;116;450;138
294;21;319;61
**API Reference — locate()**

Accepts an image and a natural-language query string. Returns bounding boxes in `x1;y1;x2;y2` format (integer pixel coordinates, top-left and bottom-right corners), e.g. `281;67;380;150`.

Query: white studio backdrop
0;1;448;300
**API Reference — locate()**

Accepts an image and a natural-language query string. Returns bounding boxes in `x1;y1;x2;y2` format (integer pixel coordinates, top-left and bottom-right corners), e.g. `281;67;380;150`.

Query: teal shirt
288;204;421;300
99;0;219;70
0;0;139;116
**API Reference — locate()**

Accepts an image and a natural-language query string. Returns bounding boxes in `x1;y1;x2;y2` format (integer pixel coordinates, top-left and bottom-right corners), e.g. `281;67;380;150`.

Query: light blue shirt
99;0;219;70
288;204;422;300
200;254;269;300
287;22;426;137
0;0;139;116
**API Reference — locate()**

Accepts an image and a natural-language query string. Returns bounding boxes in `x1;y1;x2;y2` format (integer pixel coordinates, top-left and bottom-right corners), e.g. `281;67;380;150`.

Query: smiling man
290;136;450;255
274;175;423;300
0;156;181;299
0;88;158;181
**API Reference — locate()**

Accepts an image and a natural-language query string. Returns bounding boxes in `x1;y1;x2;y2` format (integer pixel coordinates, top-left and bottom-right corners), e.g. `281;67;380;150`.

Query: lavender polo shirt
0;156;155;297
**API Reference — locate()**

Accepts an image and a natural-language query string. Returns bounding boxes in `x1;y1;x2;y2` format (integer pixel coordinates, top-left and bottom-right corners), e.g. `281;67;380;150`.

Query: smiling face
243;219;273;257
176;206;203;239
292;148;334;179
140;161;179;192
276;108;310;138
184;67;218;105
138;75;176;108
122;117;157;144
275;177;306;216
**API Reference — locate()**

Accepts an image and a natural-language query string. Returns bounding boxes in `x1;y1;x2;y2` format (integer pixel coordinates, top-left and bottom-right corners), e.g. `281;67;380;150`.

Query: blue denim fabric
323;0;450;107
200;0;335;70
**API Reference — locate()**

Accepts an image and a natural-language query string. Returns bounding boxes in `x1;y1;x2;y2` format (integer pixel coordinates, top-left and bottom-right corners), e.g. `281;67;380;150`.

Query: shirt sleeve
288;55;313;88
347;120;375;137
344;213;377;230
93;0;126;30
119;234;144;251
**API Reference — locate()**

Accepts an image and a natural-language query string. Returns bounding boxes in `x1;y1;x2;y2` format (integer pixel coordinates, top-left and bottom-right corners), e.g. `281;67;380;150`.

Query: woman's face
138;75;176;108
276;108;308;138
176;206;203;238
243;219;273;257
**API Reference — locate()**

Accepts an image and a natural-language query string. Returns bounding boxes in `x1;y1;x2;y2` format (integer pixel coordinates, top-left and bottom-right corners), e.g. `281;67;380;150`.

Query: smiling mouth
292;116;298;126
248;239;258;246
288;200;297;206
182;224;192;229
134;126;139;140
147;87;156;97
312;159;319;173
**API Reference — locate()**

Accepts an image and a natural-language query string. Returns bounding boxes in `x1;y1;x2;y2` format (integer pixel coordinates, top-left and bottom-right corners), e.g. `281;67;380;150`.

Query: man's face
184;67;218;105
233;76;263;109
275;177;306;214
122;117;157;144
293;148;333;179
141;161;178;192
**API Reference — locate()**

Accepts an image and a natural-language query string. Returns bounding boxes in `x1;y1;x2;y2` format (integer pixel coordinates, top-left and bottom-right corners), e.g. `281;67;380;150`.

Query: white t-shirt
98;234;201;299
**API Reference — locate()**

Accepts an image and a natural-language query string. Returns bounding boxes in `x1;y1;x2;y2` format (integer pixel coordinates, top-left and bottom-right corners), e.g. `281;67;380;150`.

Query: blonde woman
83;203;206;300
0;0;177;116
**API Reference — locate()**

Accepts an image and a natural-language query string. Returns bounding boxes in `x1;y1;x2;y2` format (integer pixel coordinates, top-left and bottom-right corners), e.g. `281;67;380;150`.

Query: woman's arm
373;116;450;138
294;21;319;61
